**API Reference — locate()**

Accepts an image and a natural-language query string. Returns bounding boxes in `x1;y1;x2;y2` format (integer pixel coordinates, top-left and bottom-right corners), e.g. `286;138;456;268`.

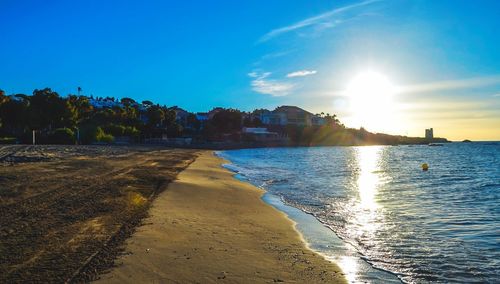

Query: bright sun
345;71;396;131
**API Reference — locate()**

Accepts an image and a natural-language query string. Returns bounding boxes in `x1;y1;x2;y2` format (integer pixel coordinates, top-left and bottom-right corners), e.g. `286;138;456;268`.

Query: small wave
219;145;500;283
222;163;240;173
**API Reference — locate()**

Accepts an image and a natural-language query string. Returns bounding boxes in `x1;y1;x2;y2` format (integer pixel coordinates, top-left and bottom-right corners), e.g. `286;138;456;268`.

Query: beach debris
217;271;227;279
146;248;150;253
422;163;429;171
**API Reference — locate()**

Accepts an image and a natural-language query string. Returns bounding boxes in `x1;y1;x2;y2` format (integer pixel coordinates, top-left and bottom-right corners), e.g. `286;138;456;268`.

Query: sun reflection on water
338;255;359;283
337;146;385;283
352;146;384;240
356;146;382;210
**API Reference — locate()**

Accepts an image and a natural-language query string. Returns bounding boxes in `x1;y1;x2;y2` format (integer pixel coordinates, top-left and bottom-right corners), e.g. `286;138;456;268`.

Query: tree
0;89;7;105
211;109;242;133
252;117;263;127
29;88;72;130
67;95;94;125
121;97;136;107
49;128;76;144
243;116;252;127
186;113;201;131
0;90;7;128
146;106;165;127
0;95;29;134
325;113;341;126
166;123;183;137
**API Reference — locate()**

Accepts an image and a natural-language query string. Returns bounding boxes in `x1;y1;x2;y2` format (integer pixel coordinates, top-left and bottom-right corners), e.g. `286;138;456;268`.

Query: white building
89;98;123;109
242;127;280;142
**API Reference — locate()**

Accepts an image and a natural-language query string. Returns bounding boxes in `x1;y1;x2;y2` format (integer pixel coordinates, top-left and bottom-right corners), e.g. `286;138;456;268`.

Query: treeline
0;88;182;144
0;88;273;145
0;88;447;146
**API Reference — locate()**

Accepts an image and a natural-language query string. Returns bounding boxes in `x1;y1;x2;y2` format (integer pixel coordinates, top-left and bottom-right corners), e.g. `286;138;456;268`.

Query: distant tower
77;86;82;96
425;128;434;139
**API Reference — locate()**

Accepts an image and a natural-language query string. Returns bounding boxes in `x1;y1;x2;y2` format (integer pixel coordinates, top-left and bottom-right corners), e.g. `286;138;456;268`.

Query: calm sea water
218;143;500;283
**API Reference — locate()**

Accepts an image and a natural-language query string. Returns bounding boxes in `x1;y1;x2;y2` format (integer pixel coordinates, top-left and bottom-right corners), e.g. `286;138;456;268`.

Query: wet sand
98;151;346;283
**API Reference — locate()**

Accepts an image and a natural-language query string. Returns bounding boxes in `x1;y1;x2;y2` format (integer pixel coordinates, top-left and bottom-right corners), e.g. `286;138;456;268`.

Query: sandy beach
0;146;197;283
98;151;346;283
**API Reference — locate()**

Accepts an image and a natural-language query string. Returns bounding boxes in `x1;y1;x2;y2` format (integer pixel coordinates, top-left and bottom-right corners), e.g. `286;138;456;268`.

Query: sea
217;142;500;283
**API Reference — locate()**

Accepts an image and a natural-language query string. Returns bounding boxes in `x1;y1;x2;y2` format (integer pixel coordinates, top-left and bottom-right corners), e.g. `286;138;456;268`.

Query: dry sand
0;146;197;283
97;151;346;283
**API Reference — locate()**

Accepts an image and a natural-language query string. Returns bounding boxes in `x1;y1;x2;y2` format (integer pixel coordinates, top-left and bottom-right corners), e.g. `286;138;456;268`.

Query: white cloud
248;72;259;78
249;72;295;97
286;70;317;78
258;0;382;43
493;93;500;98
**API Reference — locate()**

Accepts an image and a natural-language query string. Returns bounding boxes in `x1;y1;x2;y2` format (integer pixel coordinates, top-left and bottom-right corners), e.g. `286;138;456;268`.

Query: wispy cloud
398;75;500;94
261;50;295;60
258;0;382;43
253;50;296;67
302;75;500;100
249;72;295;97
286;70;317;78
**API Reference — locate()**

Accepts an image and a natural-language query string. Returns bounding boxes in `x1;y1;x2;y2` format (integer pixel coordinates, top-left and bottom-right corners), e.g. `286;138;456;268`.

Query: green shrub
123;126;140;137
98;133;114;143
102;124;140;139
49;128;75;144
95;127;114;143
79;124;114;144
103;124;126;136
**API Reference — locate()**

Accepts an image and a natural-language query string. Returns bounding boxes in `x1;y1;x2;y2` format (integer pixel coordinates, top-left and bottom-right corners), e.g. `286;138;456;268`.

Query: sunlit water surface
218;143;500;283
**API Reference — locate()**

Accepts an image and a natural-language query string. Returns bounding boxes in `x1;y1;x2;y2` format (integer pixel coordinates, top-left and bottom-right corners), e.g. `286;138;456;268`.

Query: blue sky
1;0;499;140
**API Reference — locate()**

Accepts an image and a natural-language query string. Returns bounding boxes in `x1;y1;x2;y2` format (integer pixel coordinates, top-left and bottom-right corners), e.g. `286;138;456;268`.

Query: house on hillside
311;116;326;126
259;106;320;126
89;98;123;109
169;106;190;126
260;110;287;125
275;106;314;126
196;112;209;121
208;107;224;119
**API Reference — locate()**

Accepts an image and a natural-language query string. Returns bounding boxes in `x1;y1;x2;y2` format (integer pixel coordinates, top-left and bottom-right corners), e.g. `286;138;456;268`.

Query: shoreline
135;139;452;151
217;152;403;284
97;151;347;283
261;193;403;284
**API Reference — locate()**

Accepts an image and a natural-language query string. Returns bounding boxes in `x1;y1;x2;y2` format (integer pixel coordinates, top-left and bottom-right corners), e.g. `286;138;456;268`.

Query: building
89;98;123;109
311;116;326;126
260;110;287;125
275;106;313;126
425;128;434;139
241;127;280;142
195;112;209;121
259;106;324;126
208;107;224;119
169;106;190;126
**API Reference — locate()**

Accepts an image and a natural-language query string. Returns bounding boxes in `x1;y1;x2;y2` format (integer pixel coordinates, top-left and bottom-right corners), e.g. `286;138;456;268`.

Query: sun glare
345;71;396;131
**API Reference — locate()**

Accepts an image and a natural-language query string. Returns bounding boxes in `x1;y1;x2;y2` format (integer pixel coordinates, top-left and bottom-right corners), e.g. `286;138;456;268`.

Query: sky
1;0;499;140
